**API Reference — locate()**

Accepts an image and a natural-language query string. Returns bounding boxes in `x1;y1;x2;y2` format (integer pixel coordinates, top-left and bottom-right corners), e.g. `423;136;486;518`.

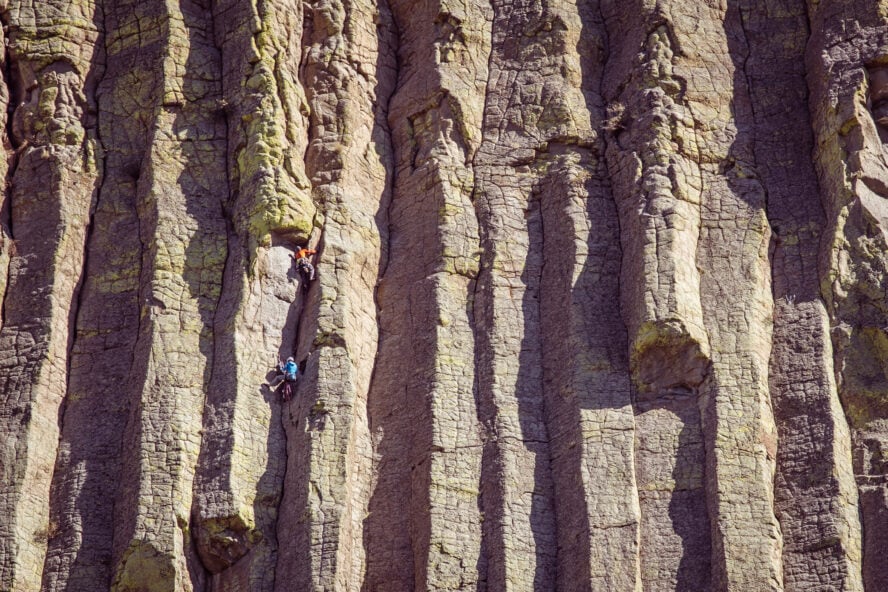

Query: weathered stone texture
108;3;229;591
364;1;486;590
191;0;312;589
0;2;101;590
745;1;862;590
806;1;888;590
693;3;783;589
272;0;394;590
4;0;888;591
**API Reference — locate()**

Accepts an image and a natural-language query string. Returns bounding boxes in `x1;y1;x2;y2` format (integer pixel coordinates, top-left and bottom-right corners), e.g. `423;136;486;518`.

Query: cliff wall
1;0;888;590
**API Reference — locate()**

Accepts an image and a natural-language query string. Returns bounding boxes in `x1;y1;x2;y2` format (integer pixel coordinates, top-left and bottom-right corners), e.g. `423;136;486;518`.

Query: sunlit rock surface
1;0;887;590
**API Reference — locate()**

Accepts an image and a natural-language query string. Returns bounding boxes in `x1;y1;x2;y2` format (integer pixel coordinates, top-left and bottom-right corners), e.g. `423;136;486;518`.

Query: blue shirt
283;360;298;380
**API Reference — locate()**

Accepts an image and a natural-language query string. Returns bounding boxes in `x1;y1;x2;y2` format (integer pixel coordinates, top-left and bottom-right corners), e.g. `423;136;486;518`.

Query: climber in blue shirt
268;356;299;400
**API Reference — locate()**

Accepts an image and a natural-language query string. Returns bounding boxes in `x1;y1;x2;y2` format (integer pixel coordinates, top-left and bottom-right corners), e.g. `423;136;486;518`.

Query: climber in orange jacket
293;247;317;282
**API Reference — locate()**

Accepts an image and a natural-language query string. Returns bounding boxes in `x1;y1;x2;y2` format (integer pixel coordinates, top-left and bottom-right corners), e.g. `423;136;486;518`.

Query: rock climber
293;246;317;283
269;356;299;401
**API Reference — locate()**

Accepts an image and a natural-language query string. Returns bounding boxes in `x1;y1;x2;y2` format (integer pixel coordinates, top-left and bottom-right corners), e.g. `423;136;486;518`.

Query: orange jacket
294;248;316;260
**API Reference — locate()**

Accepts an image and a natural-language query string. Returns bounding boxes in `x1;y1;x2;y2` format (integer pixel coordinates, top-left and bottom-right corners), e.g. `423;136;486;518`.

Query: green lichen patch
112;542;177;592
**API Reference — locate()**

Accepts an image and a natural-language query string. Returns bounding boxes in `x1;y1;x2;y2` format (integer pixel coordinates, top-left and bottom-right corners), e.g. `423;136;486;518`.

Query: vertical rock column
472;0;634;588
600;2;710;589
191;0;315;589
535;2;641;591
109;2;228;591
40;1;152;589
608;2;784;587
0;3;12;316
740;0;863;590
472;23;554;592
604;1;783;589
362;0;488;590
272;0;396;590
696;2;782;589
0;2;102;591
805;1;888;589
600;1;709;398
538;149;641;591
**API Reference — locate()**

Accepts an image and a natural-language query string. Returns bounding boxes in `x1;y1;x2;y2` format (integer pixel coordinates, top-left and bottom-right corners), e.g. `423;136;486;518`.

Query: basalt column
740;0;863;590
603;1;783;589
39;0;147;589
601;2;710;589
535;2;641;591
108;2;228;591
272;0;396;590
471;0;634;589
699;3;782;588
191;0;316;589
806;0;888;589
0;2;101;590
363;0;488;589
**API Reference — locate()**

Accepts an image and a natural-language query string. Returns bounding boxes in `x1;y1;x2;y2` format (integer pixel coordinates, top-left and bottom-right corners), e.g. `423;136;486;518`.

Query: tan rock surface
0;0;887;590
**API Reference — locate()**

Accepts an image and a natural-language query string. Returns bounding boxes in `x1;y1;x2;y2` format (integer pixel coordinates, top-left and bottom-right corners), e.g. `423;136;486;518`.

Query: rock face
1;0;888;590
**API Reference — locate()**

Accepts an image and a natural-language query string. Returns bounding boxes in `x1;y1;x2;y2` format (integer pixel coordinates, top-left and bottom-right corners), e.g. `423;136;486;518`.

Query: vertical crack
468;5;495;588
59;0;109;448
364;0;399;422
469;0;495;433
373;0;399;286
189;1;230;577
734;1;770;217
200;0;230;409
0;3;16;332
